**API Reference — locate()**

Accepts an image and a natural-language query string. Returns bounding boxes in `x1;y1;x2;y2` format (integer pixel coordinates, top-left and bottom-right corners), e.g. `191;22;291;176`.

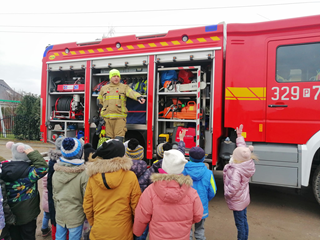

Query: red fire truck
40;14;320;203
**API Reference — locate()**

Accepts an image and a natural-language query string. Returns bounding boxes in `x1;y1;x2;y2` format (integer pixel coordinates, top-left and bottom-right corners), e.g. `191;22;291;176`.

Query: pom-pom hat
6;141;32;162
126;146;144;160
156;142;172;159
61;138;83;160
232;145;254;163
156;143;165;159
125;139;144;160
189;147;205;162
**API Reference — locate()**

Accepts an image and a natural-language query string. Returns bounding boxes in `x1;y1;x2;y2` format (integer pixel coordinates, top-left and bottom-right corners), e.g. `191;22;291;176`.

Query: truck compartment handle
268;105;288;108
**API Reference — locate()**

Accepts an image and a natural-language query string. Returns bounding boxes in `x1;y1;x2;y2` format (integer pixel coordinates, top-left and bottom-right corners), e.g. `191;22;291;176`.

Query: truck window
276;42;320;82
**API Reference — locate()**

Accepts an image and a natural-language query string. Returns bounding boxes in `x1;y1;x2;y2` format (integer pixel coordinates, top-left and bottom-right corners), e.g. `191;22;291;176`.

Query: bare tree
103;26;115;38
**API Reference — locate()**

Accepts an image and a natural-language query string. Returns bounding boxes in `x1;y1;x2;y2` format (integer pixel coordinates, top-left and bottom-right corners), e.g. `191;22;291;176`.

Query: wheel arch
301;130;320;186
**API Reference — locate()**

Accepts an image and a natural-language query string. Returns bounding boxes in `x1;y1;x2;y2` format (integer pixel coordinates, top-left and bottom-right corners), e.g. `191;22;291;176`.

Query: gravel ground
0;139;320;240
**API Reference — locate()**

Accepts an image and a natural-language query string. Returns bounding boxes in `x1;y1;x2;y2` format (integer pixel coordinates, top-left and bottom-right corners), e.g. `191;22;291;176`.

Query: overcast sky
1;0;320;95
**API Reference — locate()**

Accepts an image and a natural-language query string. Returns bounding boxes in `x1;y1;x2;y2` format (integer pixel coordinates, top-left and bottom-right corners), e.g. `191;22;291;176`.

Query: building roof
0;79;21;105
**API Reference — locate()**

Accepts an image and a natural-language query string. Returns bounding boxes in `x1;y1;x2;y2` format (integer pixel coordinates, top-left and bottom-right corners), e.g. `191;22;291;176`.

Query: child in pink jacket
223;125;256;240
133;149;203;240
41;174;51;237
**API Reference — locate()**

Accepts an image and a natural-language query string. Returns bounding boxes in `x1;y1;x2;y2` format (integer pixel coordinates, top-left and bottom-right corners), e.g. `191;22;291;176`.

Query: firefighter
98;69;146;142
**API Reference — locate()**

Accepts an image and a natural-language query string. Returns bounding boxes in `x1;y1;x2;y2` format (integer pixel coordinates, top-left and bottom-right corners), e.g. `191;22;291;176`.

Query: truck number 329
271;86;320;100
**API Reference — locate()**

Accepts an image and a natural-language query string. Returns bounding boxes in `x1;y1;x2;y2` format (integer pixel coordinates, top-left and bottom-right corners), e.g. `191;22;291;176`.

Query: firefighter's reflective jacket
98;83;141;119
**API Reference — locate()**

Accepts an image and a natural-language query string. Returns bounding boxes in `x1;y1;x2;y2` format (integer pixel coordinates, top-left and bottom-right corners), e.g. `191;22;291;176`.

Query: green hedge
13;94;40;140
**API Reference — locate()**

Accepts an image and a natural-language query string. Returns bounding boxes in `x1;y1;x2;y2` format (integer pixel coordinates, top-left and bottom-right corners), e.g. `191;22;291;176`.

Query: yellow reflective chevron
225;87;266;100
105;96;120;100
210;174;217;194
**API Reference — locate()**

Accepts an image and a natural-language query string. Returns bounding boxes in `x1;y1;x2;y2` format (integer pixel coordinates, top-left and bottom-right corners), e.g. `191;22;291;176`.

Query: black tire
312;164;320;205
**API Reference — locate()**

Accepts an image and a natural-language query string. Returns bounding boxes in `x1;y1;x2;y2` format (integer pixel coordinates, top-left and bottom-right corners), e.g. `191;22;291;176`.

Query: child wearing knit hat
52;137;88;240
223;124;256;240
124;138;151;240
133;147;203;239
83;139;141;240
182;146;217;239
149;130;187;174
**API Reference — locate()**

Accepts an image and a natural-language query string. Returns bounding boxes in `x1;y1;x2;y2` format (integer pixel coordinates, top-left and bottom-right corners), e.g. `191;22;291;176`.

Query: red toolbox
172;127;196;149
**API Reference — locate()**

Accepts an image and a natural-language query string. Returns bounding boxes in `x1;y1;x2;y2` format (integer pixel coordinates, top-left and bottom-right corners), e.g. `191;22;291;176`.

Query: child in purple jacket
223;125;257;240
124;138;150;240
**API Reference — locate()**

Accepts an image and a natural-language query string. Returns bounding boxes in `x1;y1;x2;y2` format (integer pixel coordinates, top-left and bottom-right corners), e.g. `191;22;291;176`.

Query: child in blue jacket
182;146;217;240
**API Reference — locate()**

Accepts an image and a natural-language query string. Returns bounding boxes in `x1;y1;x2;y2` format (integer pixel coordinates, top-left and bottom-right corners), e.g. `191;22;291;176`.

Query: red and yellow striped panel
49;36;221;60
225;87;266;100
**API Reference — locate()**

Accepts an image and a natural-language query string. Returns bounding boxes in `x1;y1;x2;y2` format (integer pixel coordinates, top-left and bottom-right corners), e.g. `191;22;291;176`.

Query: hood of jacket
53;162;86;184
149;159;162;174
1;161;30;182
183;161;208;181
130;160;148;178
86;156;132;190
225;159;255;178
48;149;62;161
150;173;193;203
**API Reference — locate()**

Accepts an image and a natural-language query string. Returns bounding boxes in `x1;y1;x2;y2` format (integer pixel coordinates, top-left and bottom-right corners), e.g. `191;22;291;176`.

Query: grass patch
0;134;16;140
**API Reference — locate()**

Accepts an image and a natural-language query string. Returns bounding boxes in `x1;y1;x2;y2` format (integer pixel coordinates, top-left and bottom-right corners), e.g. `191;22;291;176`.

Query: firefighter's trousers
104;118;127;140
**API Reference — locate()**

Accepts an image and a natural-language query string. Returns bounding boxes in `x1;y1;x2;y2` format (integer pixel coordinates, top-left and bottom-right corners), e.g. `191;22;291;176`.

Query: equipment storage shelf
154;59;214;154
46;120;85;142
46;61;87;143
90;61;149;143
155;65;204;148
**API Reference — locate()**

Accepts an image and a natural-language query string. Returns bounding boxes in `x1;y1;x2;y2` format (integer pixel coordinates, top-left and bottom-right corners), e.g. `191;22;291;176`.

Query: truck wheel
312;164;320;205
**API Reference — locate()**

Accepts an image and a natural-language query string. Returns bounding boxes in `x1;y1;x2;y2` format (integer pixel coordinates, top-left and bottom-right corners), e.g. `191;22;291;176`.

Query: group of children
0;124;256;240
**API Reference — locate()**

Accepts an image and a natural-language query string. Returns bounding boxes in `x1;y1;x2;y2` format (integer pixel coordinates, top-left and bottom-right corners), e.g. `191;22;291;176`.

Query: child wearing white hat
133;148;203;239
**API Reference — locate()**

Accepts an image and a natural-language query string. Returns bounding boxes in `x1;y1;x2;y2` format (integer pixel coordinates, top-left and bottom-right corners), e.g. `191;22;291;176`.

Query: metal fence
0;115;15;138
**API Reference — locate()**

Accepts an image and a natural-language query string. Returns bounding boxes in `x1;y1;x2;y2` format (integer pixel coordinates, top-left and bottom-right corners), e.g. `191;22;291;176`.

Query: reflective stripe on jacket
98;83;141;119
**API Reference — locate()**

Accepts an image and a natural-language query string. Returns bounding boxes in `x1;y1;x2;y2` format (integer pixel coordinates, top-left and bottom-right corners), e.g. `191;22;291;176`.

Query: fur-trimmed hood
86;156;133;190
53;163;86;184
48;149;62;161
151;173;193;203
86;156;132;177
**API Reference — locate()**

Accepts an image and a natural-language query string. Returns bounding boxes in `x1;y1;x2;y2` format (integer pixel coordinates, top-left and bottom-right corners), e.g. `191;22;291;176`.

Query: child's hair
251;152;259;161
84;143;96;162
